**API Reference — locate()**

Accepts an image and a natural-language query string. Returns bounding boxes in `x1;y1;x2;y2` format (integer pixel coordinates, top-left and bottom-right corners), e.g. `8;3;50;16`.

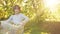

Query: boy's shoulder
10;15;14;17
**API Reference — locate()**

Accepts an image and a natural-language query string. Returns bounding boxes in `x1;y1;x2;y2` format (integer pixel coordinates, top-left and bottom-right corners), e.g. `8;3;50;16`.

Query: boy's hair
13;5;20;11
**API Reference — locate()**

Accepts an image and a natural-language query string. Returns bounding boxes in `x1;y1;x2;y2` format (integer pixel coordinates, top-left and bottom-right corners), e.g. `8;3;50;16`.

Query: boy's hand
0;22;2;30
20;22;25;26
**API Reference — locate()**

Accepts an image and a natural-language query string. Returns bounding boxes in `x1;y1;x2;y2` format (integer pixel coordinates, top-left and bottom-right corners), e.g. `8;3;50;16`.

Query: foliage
1;0;60;34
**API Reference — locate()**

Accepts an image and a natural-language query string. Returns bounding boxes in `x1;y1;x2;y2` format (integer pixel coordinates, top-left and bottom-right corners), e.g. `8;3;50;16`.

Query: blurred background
0;0;60;34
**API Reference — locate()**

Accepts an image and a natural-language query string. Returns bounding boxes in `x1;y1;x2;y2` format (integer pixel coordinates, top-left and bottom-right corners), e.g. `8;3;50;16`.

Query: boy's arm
21;14;29;25
0;15;13;23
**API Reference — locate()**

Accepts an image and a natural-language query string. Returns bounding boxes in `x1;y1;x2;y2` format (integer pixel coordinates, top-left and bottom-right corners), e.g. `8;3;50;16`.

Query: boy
1;5;29;34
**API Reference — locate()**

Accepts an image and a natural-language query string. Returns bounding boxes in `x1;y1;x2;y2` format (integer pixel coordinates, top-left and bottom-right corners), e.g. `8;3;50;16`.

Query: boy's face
14;8;20;14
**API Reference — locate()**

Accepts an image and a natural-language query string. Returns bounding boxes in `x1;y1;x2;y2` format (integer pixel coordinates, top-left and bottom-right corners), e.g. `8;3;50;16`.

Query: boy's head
13;5;21;14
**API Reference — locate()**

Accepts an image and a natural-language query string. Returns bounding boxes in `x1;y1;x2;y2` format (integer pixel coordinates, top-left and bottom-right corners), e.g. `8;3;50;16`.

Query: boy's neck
15;13;20;15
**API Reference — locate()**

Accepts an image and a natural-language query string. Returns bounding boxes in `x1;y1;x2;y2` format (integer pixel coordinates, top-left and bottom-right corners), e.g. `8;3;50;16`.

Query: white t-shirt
4;13;29;25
